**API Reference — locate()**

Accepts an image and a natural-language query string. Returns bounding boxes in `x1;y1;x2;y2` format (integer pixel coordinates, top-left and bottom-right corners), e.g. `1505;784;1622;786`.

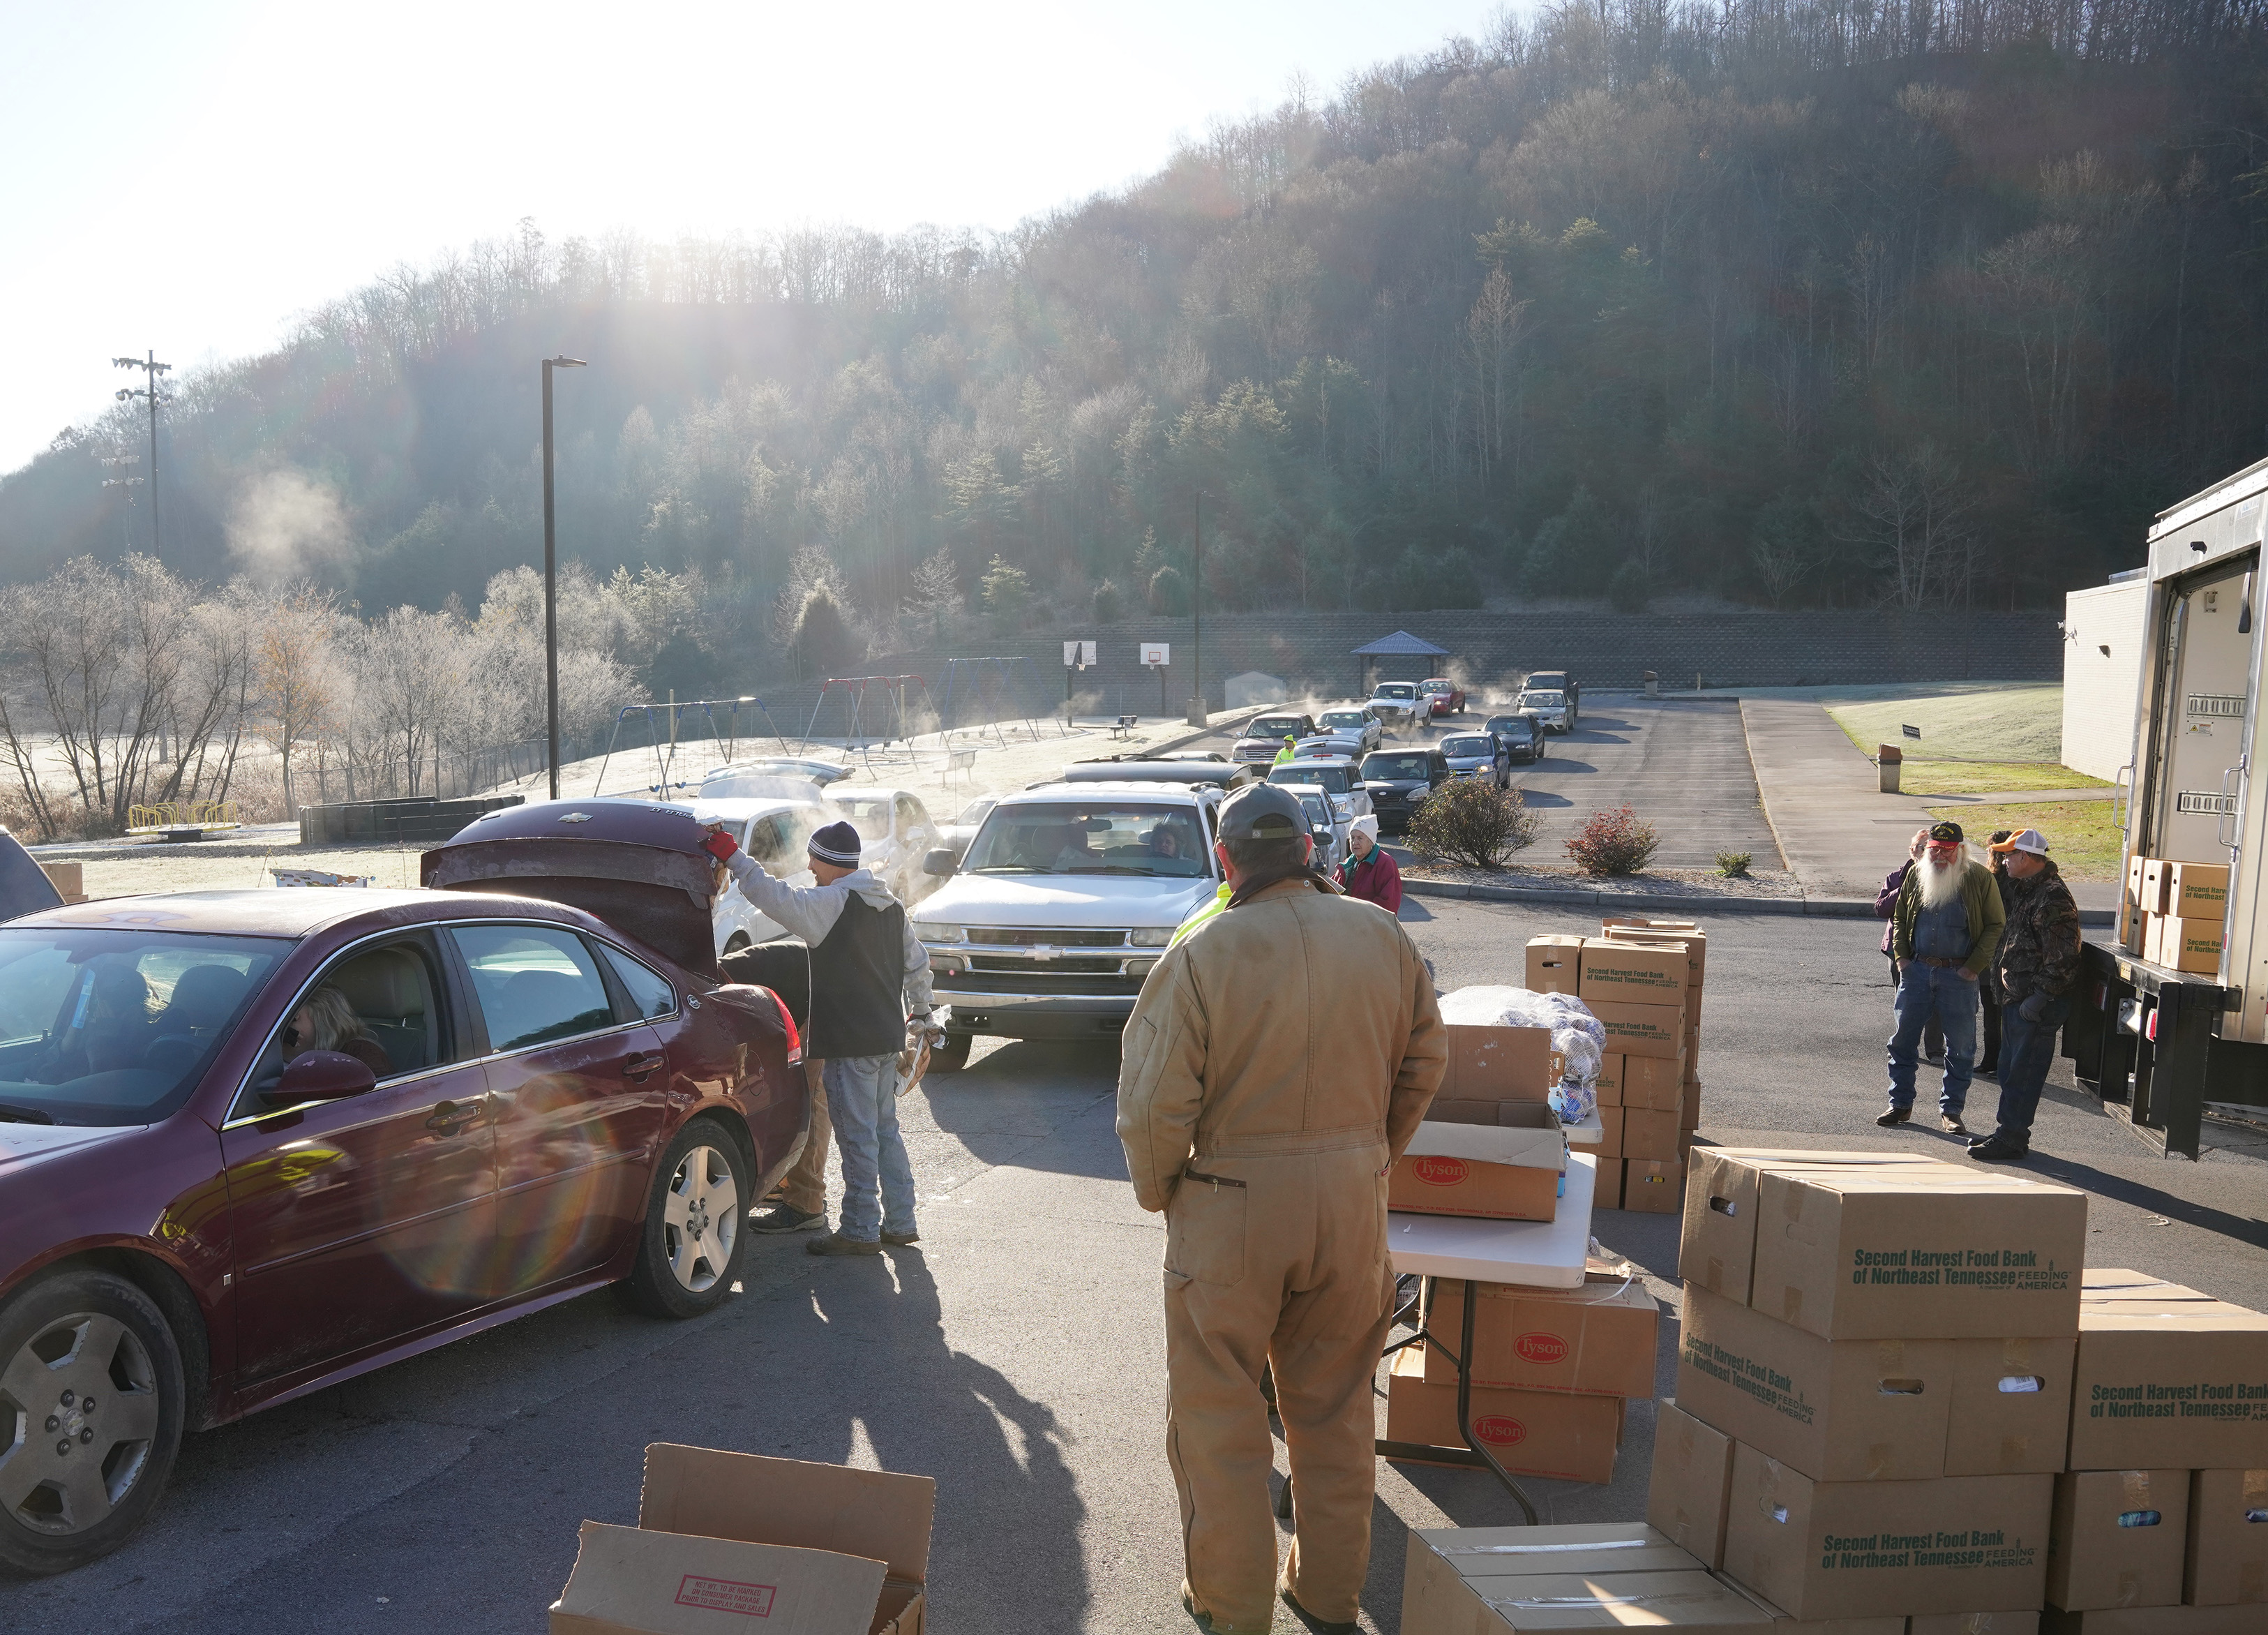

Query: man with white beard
1879;820;2006;1133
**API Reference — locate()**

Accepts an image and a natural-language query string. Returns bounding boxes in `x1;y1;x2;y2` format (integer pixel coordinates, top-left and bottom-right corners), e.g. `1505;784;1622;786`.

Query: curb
1736;697;1796;875
1396;879;2116;927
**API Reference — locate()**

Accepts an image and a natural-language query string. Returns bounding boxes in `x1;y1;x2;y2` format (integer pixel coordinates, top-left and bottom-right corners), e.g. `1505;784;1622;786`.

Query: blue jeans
1888;963;1978;1114
1990;994;2069;1150
823;1053;916;1241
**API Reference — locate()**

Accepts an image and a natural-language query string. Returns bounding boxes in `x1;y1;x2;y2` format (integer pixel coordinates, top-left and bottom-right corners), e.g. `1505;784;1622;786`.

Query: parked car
1266;759;1374;829
1485;712;1548;763
1518;688;1575;733
823;786;941;901
1293;732;1370;763
1524;671;1579;726
1418;678;1466;717
1365;682;1422;732
1293;790;1347;872
934;795;999;860
684;795;827;953
1314;706;1383;754
702;756;854;793
0;800;805;1574
1439;731;1511;789
1360;747;1452;834
1231;712;1320;765
910;779;1229;1068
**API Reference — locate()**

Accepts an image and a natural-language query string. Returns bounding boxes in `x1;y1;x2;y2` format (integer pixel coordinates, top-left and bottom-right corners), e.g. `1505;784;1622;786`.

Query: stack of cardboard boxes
1650;1149;2092;1630
2122;856;2228;973
1527;916;1706;1213
1386;1017;1568;1223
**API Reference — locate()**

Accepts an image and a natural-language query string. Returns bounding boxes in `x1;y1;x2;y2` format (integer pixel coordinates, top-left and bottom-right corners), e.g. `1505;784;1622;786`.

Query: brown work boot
1180;1583;1268;1634
1280;1585;1359;1634
805;1232;883;1257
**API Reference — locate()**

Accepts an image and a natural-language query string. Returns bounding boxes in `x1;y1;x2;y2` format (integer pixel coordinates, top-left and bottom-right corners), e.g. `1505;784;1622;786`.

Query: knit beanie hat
808;820;862;868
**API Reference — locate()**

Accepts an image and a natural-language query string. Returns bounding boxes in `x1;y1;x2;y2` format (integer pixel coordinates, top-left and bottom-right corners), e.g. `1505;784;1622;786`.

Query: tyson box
1679;1150;1944;1305
2068;1273;2268;1470
1749;1167;2087;1340
1385;1346;1623;1484
1650;1399;1736;1569
2184;1468;2268;1606
550;1444;933;1635
1423;1276;1660;1398
2045;1468;2186;1613
1390;1102;1565;1222
1722;1444;2053;1620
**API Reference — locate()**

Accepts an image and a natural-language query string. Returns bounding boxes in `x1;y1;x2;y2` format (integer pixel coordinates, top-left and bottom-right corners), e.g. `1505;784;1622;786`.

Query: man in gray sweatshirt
703;818;934;1255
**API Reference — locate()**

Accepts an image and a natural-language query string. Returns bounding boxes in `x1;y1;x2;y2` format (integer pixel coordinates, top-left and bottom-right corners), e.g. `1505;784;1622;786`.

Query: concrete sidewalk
1741;696;2115;908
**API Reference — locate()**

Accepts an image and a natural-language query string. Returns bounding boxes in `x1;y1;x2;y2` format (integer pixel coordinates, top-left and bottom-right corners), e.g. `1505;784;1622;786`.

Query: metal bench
1109;715;1139;740
941;745;979;791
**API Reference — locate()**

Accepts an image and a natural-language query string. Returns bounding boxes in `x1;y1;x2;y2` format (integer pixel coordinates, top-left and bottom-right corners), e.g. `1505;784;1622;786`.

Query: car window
451;925;617;1052
746;814;793;864
1442;736;1495;757
600;943;677;1022
962;802;1208;877
953;797;996;826
1269;765;1351;793
230;938;453;1119
1362;753;1429;779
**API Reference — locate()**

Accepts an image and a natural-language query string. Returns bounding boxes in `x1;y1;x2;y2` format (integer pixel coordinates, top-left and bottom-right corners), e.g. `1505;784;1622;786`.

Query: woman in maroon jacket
1338;814;1403;911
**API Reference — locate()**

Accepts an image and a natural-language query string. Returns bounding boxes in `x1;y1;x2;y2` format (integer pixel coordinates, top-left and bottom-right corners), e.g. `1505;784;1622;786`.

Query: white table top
1385;1152;1596;1288
1561;1106;1605;1149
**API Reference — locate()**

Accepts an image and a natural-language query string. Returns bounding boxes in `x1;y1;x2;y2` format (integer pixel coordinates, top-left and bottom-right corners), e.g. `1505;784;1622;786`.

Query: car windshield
952;797;996;826
1420;681;1450;694
1442;737;1495;757
829;794;892;831
1364;753;1432;780
1319;711;1366;729
1522;692;1565;707
1269;764;1353;794
0;930;287;1126
1375;684;1417;701
1487;717;1535;739
1247;716;1306;739
962;802;1209;877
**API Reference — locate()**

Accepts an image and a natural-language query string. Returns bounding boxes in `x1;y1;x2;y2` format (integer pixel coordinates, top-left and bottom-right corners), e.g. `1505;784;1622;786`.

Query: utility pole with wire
112;352;172;555
100;451;143;551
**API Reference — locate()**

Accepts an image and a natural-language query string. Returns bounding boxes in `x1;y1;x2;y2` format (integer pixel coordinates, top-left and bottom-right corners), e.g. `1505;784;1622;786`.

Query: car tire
616;1117;751;1321
926;1032;973;1074
723;934;751;956
0;1269;186;1577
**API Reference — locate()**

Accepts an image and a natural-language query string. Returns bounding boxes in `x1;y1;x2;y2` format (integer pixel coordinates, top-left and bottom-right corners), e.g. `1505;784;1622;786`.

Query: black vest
808;890;909;1059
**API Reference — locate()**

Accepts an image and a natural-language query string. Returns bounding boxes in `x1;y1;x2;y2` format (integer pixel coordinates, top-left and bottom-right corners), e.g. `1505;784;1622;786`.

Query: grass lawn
1817;684;2115;795
1925;799;2124;879
1900;761;2112;796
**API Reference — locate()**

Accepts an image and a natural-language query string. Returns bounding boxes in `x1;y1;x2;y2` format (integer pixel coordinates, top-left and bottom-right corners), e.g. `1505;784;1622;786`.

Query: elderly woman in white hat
1337;813;1402;912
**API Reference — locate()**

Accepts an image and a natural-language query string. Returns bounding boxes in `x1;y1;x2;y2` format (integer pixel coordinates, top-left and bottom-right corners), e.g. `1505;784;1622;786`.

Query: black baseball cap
1217;784;1309;842
1928;821;1965;844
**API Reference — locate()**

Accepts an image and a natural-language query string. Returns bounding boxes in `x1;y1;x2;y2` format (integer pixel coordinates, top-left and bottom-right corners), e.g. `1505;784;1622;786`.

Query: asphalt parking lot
6;899;2262;1633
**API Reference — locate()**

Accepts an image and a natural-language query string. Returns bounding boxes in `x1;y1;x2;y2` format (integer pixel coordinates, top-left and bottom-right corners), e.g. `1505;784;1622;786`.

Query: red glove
700;826;738;862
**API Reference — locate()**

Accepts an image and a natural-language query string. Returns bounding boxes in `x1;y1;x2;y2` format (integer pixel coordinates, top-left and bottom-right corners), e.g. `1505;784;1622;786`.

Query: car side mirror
262;1049;376;1110
922;848;958;877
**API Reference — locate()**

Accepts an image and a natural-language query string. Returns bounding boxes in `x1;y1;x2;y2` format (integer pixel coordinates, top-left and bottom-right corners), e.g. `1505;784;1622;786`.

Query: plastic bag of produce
1437;984;1607;1090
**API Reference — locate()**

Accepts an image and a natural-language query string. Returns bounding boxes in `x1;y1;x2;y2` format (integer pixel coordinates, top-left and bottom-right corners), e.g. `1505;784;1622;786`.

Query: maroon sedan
0;801;806;1574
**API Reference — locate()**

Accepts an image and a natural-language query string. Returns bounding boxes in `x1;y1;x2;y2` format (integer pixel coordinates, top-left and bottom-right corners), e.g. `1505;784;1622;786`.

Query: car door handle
624;1052;666;1082
425;1096;487;1133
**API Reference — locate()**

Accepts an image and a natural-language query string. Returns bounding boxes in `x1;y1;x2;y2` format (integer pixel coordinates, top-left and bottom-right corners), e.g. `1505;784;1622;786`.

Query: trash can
1878;744;1902;793
1643;671;1658;699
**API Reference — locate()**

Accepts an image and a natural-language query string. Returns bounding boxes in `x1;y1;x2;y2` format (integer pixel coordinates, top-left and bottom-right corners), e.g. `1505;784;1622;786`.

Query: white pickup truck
1367;680;1422;731
907;776;1230;1070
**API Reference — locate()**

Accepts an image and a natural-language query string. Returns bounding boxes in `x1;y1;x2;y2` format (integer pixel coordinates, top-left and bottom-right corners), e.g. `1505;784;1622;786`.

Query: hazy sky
0;0;1502;475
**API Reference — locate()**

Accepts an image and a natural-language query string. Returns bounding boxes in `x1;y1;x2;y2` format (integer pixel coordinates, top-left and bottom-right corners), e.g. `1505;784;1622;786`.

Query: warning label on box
676;1575;777;1616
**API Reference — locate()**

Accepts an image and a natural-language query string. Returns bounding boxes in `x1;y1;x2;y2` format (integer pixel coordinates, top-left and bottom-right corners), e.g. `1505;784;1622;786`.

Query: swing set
589;695;795;799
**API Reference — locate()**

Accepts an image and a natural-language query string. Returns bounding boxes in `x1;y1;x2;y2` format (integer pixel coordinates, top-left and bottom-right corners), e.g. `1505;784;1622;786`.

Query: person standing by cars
1968;829;2081;1163
1879;821;2004;1135
703;819;933;1255
1337;814;1402;913
1875;828;1945;1066
1974;830;2014;1079
1272;735;1298;768
1118;784;1445;1635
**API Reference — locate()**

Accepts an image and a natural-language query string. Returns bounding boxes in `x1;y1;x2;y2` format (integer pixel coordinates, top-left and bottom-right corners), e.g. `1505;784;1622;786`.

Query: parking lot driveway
1506;697;1781;870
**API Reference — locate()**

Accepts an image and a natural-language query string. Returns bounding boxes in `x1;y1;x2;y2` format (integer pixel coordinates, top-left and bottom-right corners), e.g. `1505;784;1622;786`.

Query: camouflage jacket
1997;858;2082;1002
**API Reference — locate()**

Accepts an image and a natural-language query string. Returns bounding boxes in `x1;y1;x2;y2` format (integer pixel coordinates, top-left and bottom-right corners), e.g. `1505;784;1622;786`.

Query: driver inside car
31;963;153;1082
281;985;393;1078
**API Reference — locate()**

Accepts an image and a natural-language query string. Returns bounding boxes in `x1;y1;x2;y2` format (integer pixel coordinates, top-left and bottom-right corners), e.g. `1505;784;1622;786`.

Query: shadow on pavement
2022;1153;2268;1251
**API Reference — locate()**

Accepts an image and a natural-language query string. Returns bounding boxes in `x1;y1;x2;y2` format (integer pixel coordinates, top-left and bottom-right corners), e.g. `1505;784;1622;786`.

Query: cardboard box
1601;1158;1627;1209
1406;1553;1773;1632
1679;1150;1946;1306
1623;1157;1685;1213
1598;1106;1625;1158
1443;1023;1558;1100
2168;860;2230;916
1385;1346;1623;1484
2046;1468;2187;1612
1722;1443;2053;1620
1942;1336;2076;1477
1651;1399;1736;1569
1625;1053;1686;1112
1580;938;1690;1003
1679;1286;1954;1481
1602;917;1707;979
2184;1468;2268;1606
550;1443;932;1635
1595;1052;1625;1106
1714;1578;1905;1632
1526;933;1585;994
1627;1105;1685;1161
2158;916;2224;974
1682;1076;1702;1134
1411;1520;1708;1588
2116;893;2142;955
2142;859;2174;916
2039;1608;2262;1633
1909;1616;2040;1634
37;860;84;904
1422;1276;1660;1398
1750;1167;2087;1340
1392;1102;1565;1222
2068;1277;2268;1470
1590;996;1688;1060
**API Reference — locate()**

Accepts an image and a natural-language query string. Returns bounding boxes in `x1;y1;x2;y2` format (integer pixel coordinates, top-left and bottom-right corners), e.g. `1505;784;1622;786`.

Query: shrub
1407;780;1540;869
1715;850;1752;878
1566;805;1660;876
1148;562;1189;615
1092;578;1124;622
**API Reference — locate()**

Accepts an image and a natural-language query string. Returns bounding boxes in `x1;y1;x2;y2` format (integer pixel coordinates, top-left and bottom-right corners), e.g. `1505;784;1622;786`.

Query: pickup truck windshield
1268;765;1355;794
1441;737;1495;758
1364;754;1433;781
1374;684;1417;701
0;930;286;1125
1246;715;1307;740
963;802;1208;877
1521;692;1565;708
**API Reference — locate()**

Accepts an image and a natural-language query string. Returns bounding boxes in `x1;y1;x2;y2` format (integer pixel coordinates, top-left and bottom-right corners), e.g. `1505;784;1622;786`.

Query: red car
0;800;806;1574
1418;678;1466;717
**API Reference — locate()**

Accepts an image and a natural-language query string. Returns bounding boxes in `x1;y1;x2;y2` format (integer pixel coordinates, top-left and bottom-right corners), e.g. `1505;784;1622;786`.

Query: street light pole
541;355;586;799
1187;491;1206;727
112;352;172;555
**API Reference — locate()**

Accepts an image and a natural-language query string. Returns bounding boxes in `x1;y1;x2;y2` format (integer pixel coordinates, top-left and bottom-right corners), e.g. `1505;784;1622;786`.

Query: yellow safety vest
1272;744;1296;766
1169;882;1232;948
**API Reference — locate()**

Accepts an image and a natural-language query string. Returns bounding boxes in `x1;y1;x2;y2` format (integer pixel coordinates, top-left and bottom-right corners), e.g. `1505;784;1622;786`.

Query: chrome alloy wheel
662;1144;741;1294
0;1313;161;1537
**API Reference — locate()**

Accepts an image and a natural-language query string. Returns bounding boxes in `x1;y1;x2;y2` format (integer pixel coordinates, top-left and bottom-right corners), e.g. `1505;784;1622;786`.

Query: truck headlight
917;923;966;945
1128;927;1173;948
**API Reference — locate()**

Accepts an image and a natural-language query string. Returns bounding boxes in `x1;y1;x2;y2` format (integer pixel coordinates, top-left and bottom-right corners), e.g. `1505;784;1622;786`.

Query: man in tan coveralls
1118;783;1446;1634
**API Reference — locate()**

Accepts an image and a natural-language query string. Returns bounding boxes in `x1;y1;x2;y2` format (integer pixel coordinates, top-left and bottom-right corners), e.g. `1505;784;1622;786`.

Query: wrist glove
700;826;738;863
2018;992;2049;1022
